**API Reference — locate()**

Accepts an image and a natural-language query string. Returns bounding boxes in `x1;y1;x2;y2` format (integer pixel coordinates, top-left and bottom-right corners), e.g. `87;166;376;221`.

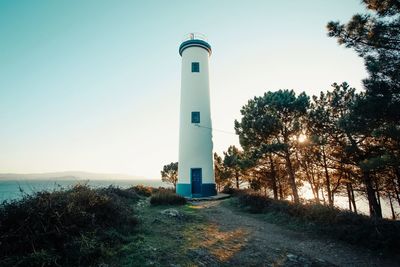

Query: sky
0;0;368;179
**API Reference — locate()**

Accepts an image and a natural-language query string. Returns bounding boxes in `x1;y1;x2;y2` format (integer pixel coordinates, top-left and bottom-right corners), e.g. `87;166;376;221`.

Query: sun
298;134;307;143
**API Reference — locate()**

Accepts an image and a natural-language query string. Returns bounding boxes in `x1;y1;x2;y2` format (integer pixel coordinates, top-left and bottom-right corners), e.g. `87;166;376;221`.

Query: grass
115;202;207;266
231;190;400;254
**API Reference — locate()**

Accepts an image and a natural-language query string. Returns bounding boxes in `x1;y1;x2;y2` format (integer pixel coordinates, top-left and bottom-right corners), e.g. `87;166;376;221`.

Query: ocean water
0;179;168;202
1;179;397;219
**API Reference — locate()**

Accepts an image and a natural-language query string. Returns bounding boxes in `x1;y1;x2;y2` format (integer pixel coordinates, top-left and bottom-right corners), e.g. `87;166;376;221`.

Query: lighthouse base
176;183;217;198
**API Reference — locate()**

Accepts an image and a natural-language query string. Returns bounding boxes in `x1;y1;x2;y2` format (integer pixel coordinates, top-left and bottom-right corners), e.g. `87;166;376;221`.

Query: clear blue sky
0;0;367;179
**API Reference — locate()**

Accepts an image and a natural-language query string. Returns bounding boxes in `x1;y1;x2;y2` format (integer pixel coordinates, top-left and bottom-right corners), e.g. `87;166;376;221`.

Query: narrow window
191;62;200;72
191;111;200;123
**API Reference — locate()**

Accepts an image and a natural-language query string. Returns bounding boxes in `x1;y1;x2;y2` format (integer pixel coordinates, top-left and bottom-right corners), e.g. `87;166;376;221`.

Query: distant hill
0;171;149;181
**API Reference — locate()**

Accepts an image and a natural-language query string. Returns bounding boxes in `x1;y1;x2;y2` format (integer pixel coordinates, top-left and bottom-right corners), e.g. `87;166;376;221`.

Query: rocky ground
115;198;399;267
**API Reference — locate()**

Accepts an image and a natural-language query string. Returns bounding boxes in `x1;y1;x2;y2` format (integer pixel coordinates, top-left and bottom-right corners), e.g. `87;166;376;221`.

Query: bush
221;186;242;195
0;184;138;267
131;185;153;197
98;185;140;200
236;191;400;253
151;187;175;194
150;190;186;205
238;191;271;213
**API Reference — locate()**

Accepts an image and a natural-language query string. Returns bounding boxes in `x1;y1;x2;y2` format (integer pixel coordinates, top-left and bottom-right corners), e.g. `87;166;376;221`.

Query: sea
0;179;167;202
0;179;397;219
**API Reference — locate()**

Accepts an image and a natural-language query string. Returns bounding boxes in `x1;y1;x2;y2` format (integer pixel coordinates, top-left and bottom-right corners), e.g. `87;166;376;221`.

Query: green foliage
222;145;250;188
363;0;400;16
235;89;310;204
0;185;138;267
214;152;231;190
326;0;400;219
236;191;400;253
161;162;178;189
223;146;243;168
327;0;400;159
150;189;186;205
235;89;309;151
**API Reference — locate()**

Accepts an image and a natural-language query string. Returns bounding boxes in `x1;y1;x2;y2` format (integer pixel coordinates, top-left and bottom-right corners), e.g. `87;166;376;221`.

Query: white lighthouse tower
176;33;216;197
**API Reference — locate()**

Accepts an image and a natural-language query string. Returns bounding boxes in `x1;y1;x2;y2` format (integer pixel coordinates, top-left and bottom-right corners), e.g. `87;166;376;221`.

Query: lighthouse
176;33;216;197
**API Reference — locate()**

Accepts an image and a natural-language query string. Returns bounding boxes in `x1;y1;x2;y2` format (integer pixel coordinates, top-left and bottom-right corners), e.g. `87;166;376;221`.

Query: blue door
191;168;202;196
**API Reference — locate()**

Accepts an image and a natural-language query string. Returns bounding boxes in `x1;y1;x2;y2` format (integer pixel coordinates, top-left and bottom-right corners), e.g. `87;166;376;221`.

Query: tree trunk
269;155;278;200
349;182;357;214
278;178;283;200
315;184;320;204
391;171;400;206
374;175;381;208
321;183;326;205
346;183;352;212
363;171;382;219
304;161;318;202
388;192;396;220
394;166;400;195
311;169;320;204
284;152;299;204
322;147;333;206
235;172;239;189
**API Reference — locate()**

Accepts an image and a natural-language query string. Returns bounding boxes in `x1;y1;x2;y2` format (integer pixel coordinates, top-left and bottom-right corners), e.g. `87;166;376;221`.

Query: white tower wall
176;35;216;197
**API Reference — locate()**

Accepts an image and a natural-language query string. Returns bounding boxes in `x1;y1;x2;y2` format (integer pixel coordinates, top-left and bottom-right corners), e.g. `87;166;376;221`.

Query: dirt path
187;200;398;267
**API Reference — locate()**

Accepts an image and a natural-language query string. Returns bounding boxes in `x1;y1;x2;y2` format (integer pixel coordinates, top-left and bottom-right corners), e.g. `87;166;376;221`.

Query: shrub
151;186;175;194
98;185;140;200
236;191;400;253
221;186;242;196
150;190;186;205
131;185;153;197
238;192;271;213
0;184;138;267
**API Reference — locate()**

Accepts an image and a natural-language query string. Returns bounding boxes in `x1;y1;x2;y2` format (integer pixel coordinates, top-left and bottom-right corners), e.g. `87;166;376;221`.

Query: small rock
160;208;181;217
287;254;298;262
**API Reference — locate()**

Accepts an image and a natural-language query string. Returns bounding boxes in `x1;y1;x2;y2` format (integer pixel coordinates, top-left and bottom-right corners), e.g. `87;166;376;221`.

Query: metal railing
182;32;208;42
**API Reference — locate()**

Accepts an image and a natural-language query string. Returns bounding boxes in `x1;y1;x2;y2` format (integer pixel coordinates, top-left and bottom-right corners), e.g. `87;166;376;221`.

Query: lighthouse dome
179;33;212;56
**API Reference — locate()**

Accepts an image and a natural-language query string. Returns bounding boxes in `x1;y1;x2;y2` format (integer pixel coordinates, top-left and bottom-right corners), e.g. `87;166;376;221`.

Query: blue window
191;112;200;123
191;62;200;72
